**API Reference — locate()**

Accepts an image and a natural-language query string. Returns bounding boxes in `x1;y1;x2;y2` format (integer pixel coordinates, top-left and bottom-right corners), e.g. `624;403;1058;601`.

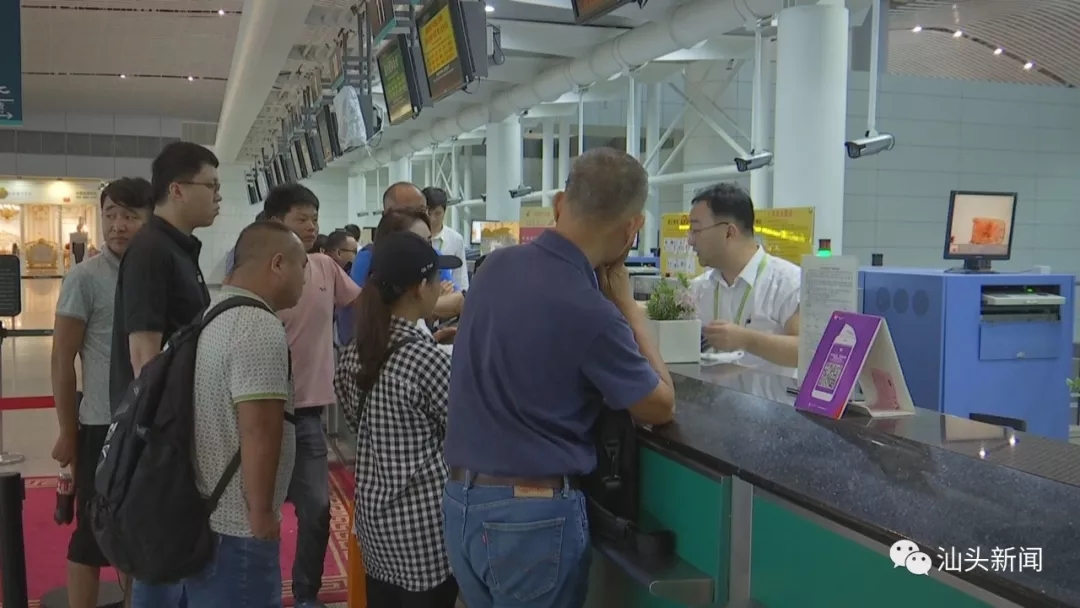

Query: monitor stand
945;258;997;274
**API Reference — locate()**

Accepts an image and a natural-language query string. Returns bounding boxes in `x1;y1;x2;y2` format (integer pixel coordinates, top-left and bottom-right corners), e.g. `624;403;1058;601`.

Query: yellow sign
754;207;815;266
479;221;519;255
520;207;554;228
419;5;458;79
659;212;701;277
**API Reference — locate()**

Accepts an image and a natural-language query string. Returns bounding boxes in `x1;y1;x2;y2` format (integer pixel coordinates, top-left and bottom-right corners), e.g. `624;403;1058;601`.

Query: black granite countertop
642;364;1080;607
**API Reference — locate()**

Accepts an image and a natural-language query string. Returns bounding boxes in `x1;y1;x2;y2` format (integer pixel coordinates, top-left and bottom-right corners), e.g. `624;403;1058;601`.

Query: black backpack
584;407;675;557
90;296;282;584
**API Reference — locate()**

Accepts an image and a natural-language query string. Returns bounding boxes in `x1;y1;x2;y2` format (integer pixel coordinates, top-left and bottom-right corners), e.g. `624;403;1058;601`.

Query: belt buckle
513;485;555;498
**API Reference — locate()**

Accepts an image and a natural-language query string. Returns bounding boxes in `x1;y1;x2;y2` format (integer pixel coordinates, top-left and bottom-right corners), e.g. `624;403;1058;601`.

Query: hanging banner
755;207;815;266
0;179;103;205
0;2;22;125
659;212;702;277
519;207;554;244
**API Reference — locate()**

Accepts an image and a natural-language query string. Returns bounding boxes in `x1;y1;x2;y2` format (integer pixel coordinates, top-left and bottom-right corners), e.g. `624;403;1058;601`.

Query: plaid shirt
333;316;452;591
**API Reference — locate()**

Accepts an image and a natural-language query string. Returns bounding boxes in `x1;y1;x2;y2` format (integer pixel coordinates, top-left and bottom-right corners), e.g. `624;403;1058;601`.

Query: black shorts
366;575;458;608
67;423;110;567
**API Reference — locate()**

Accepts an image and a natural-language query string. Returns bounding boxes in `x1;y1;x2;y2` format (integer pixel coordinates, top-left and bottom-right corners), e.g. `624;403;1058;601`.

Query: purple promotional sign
795;311;882;419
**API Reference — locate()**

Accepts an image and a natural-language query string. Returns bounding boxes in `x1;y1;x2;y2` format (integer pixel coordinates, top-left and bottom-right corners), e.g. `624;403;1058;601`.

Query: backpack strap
204;295;294;513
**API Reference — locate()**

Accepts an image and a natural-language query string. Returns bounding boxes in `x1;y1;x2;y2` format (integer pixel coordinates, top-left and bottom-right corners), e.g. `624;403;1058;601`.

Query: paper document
798;255;859;383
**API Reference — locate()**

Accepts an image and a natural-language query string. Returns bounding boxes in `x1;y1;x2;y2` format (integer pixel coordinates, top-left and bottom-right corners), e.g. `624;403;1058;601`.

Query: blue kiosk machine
859;191;1074;440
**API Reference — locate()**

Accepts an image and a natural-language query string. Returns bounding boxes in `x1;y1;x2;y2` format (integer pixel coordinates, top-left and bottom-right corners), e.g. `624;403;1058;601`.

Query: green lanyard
713;255;768;325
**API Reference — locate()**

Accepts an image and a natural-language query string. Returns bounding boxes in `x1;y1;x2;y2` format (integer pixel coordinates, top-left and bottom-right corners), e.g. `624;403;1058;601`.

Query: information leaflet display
417;0;468;102
378;36;419;126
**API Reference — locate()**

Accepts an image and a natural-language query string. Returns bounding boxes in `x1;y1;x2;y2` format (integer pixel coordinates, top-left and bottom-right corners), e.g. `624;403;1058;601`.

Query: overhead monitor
246;183;258;206
571;0;637;24
293;139;310;179
263;166;275;190
366;0;396;42
323;106;344;157
253;171;265;202
272;156;285;186
944;190;1017;271
306;131;324;172
316;111;334;163
377;35;422;126
417;0;470;102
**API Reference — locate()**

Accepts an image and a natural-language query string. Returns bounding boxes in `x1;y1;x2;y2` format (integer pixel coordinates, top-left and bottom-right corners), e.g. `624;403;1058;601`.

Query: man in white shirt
422;186;469;292
687;183;801;377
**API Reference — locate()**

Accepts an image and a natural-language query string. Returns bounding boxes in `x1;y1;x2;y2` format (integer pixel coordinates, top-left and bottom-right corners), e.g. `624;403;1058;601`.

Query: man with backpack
442;148;676;607
93;221;307;607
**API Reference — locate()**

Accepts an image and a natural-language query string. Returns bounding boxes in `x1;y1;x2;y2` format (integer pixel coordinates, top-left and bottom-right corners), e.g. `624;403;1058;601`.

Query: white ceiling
13;0;1080;159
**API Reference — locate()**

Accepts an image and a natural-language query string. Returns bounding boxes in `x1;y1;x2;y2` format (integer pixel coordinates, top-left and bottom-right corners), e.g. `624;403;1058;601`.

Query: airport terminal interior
2;0;1080;606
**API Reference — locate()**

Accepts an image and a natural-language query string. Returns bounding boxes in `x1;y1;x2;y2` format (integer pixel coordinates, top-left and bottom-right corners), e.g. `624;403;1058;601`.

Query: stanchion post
0;322;25;466
0;471;29;608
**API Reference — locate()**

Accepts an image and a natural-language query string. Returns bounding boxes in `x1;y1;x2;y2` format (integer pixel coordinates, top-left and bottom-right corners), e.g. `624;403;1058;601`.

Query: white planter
645;319;702;364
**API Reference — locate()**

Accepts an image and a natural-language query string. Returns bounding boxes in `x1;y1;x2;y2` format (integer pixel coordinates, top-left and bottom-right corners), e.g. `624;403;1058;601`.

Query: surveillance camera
509;185;535;199
846;133;895;159
734;150;773;173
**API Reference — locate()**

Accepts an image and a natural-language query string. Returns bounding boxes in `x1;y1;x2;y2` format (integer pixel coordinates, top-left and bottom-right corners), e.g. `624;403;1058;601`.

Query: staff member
422;187;469;292
686;183;801;376
442;148;675;608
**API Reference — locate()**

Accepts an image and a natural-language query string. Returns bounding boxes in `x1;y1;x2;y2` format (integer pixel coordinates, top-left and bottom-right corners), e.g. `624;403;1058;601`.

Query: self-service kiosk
859;268;1074;440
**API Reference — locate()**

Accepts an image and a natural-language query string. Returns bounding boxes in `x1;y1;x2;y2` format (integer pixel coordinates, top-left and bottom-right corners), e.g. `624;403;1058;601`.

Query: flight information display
377;38;417;126
418;0;466;102
572;0;635;23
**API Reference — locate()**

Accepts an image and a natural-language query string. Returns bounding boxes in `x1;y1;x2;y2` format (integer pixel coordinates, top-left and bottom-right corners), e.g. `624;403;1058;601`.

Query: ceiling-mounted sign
0;179;102;205
417;0;467;102
0;2;23;125
366;0;397;44
377;36;420;126
571;0;637;24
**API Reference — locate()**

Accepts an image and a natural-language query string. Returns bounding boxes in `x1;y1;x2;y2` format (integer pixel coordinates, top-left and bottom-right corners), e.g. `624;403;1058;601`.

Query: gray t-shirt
193;288;295;538
55;248;120;426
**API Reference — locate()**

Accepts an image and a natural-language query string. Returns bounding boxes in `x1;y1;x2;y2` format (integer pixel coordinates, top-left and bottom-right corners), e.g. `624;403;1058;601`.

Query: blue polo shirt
444;230;660;477
338;245;457;344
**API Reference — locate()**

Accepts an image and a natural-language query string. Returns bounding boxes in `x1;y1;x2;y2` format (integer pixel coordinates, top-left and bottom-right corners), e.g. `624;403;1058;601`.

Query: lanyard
713;255;768;325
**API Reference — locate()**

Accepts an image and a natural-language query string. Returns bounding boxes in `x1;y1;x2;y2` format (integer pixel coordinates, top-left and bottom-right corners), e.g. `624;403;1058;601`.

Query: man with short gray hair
441;147;675;608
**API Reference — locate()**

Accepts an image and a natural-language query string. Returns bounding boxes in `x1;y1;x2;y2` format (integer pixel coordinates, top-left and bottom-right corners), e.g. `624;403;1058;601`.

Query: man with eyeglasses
110;141;222;608
324;229;358;274
686;183;801;376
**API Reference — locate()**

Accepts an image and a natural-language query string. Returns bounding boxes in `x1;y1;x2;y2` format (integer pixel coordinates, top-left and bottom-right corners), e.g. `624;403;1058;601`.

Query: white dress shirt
432;225;468;291
689;246;802;377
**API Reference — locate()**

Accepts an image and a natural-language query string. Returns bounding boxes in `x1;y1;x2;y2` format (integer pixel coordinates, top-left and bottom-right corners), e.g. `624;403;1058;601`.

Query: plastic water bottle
54;468;75;525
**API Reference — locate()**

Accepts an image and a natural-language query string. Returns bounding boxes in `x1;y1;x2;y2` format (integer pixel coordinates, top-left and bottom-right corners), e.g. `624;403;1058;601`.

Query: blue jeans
442;476;591;608
286;411;331;602
131;535;281;608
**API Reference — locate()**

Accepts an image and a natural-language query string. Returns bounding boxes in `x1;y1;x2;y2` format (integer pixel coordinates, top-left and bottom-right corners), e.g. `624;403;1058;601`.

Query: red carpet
2;465;354;607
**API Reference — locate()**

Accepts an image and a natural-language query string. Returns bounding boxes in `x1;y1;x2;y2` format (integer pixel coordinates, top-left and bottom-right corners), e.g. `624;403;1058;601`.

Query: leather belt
449;467;580;490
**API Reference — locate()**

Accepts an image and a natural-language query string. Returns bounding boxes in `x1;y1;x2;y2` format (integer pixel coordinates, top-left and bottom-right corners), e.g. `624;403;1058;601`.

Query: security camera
734;150;773;173
509;185;535;199
845;133;895;159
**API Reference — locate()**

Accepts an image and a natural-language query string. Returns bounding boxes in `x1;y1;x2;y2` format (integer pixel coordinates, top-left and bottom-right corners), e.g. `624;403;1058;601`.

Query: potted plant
644;274;701;364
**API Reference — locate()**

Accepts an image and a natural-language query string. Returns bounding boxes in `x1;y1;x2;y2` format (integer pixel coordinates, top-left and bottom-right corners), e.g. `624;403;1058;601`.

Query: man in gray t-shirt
51;177;151;607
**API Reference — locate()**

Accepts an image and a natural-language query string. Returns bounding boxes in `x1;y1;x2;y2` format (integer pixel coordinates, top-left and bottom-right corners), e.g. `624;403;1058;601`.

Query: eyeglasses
688;221;731;236
178;181;221;193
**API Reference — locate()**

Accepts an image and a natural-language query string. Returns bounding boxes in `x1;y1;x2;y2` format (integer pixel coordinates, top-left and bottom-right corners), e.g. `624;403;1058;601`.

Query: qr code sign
819;362;842;390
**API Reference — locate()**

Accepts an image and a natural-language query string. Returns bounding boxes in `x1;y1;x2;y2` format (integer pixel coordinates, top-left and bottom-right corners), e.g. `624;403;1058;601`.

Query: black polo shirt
109;215;209;410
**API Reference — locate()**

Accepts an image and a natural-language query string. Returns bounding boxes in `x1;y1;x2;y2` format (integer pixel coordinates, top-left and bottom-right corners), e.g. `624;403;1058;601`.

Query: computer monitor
943;190;1017;272
470;220;498;245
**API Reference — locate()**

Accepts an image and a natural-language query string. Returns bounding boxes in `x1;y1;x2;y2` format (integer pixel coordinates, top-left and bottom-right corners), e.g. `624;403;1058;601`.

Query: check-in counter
586;364;1080;608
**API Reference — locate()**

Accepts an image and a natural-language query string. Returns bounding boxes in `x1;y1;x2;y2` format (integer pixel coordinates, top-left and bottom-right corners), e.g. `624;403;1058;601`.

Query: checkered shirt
333;316;452;591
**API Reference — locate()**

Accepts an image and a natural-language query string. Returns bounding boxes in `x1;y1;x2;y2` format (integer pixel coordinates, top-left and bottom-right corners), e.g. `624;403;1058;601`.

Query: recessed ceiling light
188;76;194;81
1023;61;1034;70
993;48;1003;55
120;74;126;79
217;8;225;15
485;3;493;12
771;18;778;27
952;30;963;38
912;25;922;33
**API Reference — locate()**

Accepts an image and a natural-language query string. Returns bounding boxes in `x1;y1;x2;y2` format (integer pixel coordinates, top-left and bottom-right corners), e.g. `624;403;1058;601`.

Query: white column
750;28;775;209
388;156;412;184
643;83;661;255
541;120;555;207
773;2;849;253
557;117;571;186
347;172;367;223
462;146;473;199
484;115;523;221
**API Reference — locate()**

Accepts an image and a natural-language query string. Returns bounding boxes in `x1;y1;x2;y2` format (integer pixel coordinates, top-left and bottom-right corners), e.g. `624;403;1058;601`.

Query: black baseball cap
369;232;461;293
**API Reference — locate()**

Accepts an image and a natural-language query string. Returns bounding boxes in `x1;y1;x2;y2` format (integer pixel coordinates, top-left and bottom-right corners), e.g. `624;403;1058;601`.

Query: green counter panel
750;497;992;608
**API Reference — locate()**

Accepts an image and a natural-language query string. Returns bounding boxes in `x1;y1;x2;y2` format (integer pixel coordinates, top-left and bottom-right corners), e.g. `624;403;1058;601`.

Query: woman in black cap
333;231;462;608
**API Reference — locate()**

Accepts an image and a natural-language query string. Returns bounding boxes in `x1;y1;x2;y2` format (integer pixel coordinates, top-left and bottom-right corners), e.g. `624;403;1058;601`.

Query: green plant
645;274;696;321
1068;377;1080;395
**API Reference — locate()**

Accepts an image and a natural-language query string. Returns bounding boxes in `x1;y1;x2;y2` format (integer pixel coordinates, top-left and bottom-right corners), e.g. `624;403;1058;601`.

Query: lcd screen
294;140;309;179
306;132;324;171
378;37;418;126
323;106;343;156
418;0;467;102
571;0;635;23
317;112;334;162
367;0;396;42
272;157;284;186
264;167;275;190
